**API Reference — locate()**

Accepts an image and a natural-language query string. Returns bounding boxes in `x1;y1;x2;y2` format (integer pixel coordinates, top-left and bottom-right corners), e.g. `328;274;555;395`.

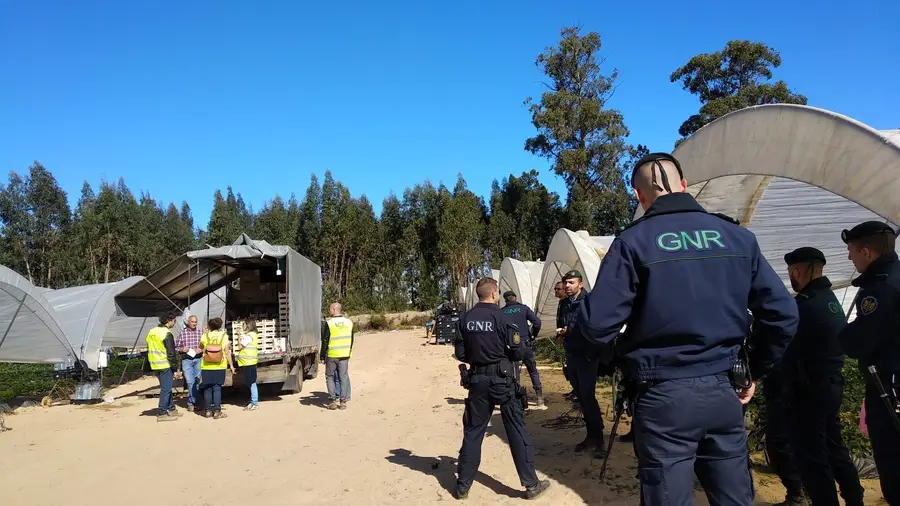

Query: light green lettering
681;231;704;250
701;230;725;249
657;232;682;251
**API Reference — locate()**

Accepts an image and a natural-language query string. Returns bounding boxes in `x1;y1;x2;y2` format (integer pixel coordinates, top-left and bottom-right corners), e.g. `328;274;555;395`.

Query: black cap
503;291;516;300
784;247;826;266
841;221;896;244
562;269;583;281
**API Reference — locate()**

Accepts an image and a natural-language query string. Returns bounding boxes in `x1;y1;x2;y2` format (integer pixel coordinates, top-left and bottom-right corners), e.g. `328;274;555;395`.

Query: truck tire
304;353;319;380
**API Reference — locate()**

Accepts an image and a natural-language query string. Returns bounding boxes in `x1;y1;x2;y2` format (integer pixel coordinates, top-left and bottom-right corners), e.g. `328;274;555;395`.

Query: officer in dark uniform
558;269;607;458
571;152;799;505
837;221;900;506
782;247;864;506
453;277;550;500
502;291;545;408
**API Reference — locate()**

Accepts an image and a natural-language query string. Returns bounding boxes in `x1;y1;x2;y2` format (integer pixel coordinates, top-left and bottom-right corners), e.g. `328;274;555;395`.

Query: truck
114;234;322;393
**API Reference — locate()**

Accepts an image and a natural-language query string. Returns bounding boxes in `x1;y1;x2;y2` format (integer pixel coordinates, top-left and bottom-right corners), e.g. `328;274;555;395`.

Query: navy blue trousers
633;374;753;506
866;387;900;506
457;374;538;490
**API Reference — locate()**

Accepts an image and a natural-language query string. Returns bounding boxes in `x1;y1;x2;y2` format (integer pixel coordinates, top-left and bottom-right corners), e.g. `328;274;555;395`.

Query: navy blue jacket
781;276;847;380
502;301;541;342
560;289;590;354
838;252;900;375
571;193;798;382
455;302;524;365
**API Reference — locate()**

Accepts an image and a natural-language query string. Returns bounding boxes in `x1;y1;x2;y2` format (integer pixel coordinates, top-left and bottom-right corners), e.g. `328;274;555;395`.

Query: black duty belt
471;363;502;376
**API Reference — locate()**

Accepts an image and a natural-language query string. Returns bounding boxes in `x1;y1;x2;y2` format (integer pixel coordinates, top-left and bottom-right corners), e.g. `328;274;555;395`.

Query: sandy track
0;329;885;505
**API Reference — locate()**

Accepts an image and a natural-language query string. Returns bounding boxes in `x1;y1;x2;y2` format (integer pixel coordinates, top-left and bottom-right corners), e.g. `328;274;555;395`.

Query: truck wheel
282;373;303;394
304;354;319;380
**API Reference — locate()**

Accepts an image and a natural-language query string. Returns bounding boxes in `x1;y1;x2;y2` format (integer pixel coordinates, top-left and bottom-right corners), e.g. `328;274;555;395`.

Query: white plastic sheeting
498;259;543;310
533;230;615;337
464;268;502;310
633;104;900;311
44;276;152;370
0;265;76;364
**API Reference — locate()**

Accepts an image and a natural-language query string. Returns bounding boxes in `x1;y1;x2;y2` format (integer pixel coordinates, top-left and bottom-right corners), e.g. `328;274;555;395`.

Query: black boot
774;493;808;506
574;436;603;453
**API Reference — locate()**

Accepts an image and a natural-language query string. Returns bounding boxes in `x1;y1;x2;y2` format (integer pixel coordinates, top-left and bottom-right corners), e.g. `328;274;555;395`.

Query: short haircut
208;317;223;331
158;311;178;325
475;277;497;300
853;233;896;255
555;281;564;287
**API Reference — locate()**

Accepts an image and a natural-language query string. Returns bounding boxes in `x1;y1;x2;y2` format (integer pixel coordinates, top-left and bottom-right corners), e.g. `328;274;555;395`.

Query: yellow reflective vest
146;326;171;371
237;331;259;367
326;316;353;359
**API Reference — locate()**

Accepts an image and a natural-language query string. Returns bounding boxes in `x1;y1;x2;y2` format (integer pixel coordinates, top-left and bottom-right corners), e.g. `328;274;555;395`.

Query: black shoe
454;486;469;500
618;430;634;442
525;480;550;499
574;437;601;453
593;445;608;459
775;494;808;506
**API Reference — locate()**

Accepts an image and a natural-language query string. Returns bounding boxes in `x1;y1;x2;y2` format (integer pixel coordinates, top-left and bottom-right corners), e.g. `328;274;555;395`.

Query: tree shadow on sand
384;448;522;499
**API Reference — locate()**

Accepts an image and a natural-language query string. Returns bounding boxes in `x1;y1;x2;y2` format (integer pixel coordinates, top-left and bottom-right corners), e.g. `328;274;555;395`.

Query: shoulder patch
711;213;740;226
860;296;878;315
509;324;521;345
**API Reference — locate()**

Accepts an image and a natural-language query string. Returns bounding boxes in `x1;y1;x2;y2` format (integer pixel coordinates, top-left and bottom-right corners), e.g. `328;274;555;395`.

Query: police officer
454;277;550;500
782;247;864;506
571;152;798;505
837;221;900;505
502;291;545;408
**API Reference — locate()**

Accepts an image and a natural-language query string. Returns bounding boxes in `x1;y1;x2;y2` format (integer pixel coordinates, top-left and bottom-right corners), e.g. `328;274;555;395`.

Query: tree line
0;28;805;313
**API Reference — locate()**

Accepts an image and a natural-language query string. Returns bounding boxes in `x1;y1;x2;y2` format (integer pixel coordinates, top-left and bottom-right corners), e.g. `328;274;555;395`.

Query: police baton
867;365;900;437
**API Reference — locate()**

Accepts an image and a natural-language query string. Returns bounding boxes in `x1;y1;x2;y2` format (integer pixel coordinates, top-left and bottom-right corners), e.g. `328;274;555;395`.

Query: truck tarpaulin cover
113;234;323;353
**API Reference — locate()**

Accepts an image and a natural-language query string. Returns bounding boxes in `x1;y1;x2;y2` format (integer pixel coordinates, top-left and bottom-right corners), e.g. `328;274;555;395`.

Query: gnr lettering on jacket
466;320;494;332
656;230;726;252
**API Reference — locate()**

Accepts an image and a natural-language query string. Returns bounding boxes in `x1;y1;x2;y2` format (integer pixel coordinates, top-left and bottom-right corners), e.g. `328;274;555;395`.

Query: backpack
204;334;224;364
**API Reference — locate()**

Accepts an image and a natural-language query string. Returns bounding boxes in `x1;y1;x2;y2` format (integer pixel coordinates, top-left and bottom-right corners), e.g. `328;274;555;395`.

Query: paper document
187;349;197;358
241;335;252;347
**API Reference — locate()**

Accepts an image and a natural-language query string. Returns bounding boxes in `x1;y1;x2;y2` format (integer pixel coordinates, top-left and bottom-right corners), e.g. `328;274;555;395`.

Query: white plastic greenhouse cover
0;265;76;364
43;276;152;370
498;259;544;310
633;104;900;317
533;230;615;337
464;268;504;310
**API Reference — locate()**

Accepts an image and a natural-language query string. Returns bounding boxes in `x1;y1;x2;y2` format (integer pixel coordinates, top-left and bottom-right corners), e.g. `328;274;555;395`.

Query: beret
502;291;516;300
841;221;896;244
784;247;826;266
562;269;583;281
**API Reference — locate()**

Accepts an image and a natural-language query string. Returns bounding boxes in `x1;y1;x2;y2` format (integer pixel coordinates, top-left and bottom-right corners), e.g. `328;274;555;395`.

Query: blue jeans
181;357;202;407
157;368;174;415
334;369;350;399
242;365;259;406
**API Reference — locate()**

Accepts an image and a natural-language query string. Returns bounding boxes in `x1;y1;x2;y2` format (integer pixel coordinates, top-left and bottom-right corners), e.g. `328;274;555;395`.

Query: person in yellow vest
237;319;260;411
324;303;354;410
146;311;181;422
200;317;235;419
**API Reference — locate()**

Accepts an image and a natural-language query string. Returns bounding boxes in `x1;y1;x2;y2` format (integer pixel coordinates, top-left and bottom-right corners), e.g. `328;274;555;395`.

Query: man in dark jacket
555;281;578;403
559;269;606;457
503;291;545;408
782;247;864;506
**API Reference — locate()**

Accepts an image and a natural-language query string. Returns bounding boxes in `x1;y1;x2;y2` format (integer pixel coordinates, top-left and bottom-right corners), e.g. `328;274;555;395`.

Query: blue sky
1;0;898;227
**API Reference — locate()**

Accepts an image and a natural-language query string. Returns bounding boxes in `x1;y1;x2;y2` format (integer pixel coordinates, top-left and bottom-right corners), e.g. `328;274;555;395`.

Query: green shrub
367;313;389;331
533;338;566;365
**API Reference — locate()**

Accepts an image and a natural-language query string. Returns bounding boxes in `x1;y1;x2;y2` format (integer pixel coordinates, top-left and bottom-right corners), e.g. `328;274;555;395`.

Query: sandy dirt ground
0;329;886;505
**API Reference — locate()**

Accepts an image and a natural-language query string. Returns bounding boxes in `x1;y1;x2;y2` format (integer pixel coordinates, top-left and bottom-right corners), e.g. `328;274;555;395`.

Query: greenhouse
0;265;75;365
498;258;543;309
532;229;615;337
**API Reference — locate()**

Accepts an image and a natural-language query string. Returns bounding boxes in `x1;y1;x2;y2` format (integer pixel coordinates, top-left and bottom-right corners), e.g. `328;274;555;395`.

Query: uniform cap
562;269;583;281
502;291;516;300
630;152;684;189
784;247;826;266
841;221;896;244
